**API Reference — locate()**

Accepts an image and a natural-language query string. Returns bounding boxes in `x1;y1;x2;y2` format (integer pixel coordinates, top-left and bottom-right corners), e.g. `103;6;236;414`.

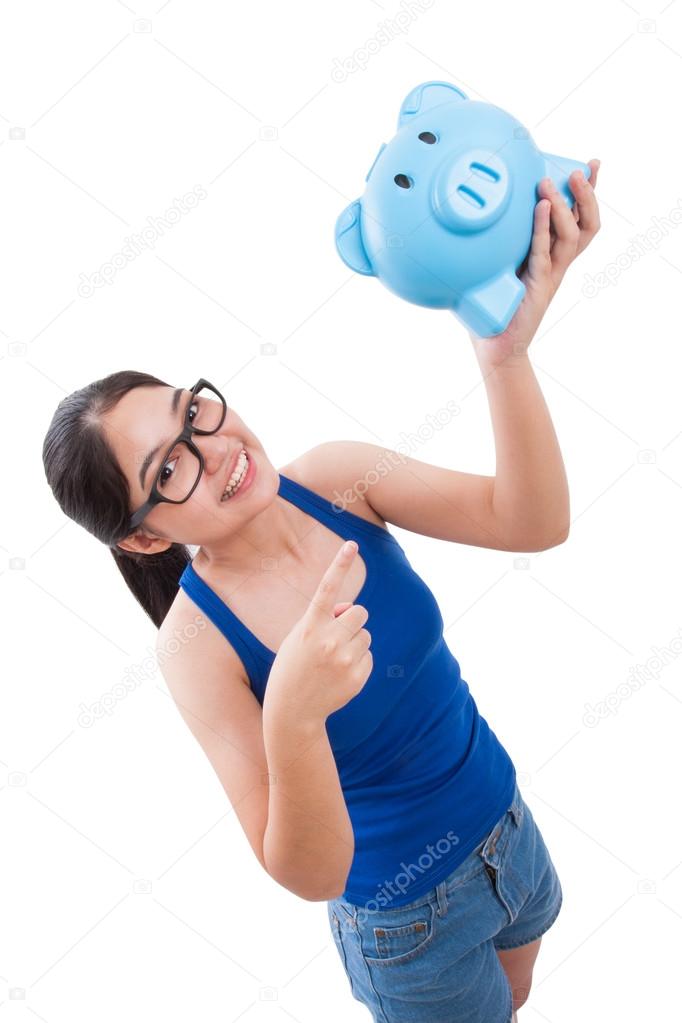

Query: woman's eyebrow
138;387;185;489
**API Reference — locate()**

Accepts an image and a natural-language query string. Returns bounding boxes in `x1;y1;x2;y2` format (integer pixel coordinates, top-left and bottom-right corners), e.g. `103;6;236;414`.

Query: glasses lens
147;384;225;505
190;384;225;434
151;385;225;503
154;442;202;504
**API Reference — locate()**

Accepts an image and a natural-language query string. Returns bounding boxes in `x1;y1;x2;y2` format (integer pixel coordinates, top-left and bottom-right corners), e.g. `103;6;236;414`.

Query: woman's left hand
470;158;601;367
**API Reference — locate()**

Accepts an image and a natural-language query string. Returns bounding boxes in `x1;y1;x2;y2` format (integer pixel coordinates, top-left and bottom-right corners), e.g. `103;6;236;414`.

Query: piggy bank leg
454;271;525;338
541;152;591;210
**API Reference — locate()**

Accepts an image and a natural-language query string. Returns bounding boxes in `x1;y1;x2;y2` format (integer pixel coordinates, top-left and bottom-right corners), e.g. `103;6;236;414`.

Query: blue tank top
178;472;516;909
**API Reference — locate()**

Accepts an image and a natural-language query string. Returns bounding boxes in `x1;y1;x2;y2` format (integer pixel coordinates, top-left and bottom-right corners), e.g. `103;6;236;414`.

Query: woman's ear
117;533;172;556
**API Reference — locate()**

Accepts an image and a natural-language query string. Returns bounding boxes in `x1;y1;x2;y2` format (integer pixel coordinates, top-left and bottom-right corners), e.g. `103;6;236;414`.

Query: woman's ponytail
110;543;192;629
43;369;193;630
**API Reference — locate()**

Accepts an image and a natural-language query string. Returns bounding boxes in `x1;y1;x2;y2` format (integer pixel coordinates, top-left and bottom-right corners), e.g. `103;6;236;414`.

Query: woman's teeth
221;449;249;500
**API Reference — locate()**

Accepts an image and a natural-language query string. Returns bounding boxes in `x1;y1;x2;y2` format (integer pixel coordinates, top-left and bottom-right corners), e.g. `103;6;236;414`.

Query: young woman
42;165;600;1022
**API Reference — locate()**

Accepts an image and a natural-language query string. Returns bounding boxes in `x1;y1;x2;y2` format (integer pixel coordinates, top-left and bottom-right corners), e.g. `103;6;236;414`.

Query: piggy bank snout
432;148;511;234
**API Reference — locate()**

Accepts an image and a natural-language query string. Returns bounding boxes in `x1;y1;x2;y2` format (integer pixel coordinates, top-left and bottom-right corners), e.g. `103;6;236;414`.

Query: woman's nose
195;432;230;474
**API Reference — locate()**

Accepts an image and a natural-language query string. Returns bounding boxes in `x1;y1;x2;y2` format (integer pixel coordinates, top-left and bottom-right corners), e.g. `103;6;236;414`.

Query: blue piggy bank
335;80;591;338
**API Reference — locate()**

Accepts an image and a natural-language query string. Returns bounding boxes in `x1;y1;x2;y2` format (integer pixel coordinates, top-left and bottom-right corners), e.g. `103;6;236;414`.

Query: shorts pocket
327;905;359;997
359;899;436;968
480;785;527;924
481;787;532;925
482;860;514;923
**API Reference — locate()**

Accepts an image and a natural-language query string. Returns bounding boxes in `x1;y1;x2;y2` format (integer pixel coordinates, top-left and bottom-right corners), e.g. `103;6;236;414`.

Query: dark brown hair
42;370;191;629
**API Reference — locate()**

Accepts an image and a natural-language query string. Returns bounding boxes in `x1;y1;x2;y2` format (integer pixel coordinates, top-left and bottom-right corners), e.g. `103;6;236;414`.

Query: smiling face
100;384;276;555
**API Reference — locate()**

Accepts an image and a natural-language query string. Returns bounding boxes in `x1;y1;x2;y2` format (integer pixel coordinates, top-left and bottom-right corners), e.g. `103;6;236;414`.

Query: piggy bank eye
418;131;437;144
394;174;413;189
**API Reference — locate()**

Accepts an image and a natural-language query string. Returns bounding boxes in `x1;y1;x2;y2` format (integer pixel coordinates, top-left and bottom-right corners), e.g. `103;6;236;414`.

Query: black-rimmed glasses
126;377;227;534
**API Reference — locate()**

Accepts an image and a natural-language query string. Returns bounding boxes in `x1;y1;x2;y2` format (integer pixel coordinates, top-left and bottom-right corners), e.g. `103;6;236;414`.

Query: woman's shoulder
157;569;252;689
279;442;389;532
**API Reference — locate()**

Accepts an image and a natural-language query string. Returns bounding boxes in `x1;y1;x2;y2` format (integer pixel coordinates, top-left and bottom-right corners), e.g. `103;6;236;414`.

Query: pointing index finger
308;540;358;619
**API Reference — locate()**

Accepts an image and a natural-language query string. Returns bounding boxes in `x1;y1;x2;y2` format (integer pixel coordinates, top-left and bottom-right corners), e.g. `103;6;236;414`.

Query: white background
2;1;681;1020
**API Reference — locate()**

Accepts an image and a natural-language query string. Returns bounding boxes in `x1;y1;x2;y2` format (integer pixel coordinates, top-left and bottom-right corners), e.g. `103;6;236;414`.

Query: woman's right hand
264;540;373;725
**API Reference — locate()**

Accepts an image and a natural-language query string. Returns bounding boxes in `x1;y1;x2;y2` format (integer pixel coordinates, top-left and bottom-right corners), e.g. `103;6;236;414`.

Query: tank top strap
277;472;397;545
177;561;273;680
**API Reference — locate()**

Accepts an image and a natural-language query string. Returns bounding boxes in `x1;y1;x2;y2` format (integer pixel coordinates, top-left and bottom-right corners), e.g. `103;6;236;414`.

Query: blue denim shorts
327;782;562;1023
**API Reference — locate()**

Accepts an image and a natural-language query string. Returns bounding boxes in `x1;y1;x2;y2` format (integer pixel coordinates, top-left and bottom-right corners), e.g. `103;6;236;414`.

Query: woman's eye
159;455;178;489
187;400;199;424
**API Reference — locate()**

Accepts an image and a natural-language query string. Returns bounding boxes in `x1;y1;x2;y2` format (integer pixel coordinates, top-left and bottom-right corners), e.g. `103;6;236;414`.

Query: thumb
333;601;353;618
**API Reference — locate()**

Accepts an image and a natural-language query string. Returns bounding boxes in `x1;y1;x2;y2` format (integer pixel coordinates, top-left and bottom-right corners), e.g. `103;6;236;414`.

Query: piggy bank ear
398;80;468;128
335;201;375;276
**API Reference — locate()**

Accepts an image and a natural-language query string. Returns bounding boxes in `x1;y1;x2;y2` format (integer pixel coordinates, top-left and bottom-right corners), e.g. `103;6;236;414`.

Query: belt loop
435;880;448;918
